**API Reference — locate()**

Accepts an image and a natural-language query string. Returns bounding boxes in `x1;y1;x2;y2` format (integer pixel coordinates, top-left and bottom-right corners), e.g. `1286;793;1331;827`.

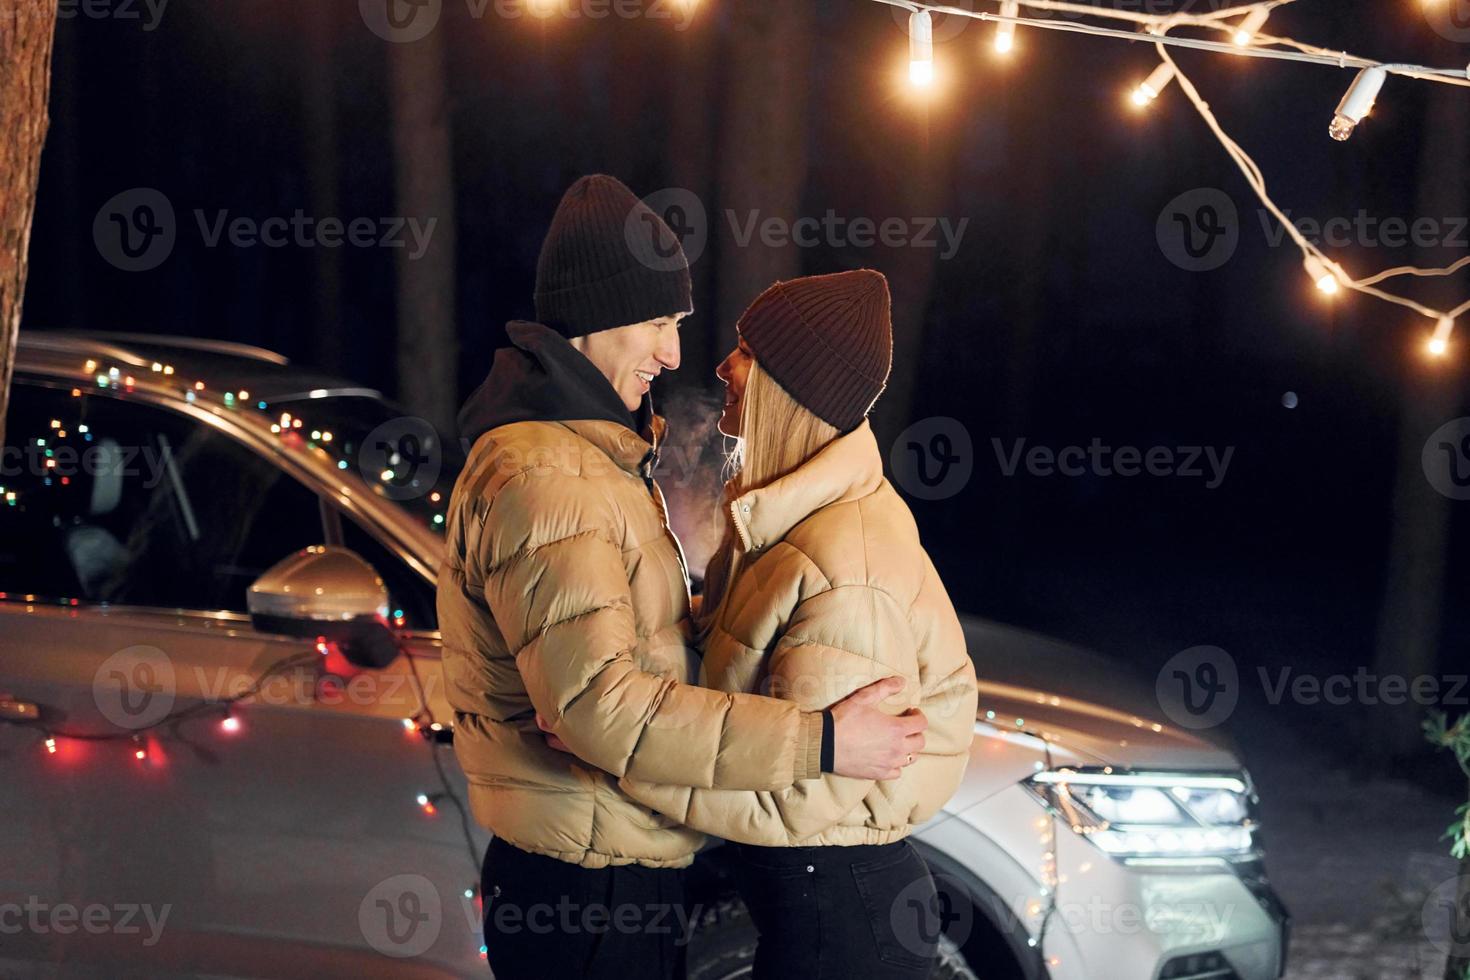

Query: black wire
5;650;320;743
404;649;483;876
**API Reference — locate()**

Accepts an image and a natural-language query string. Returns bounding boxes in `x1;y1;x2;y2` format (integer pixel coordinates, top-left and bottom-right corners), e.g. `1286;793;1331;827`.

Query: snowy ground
1229;698;1464;980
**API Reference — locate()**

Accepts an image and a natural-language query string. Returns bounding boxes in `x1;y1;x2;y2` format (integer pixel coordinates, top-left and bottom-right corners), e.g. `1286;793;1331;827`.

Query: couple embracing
437;175;979;979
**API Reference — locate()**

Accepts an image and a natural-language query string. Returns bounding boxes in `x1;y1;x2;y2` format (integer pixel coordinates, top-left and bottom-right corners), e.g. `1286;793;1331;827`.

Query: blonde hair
700;360;840;630
729;360;839;493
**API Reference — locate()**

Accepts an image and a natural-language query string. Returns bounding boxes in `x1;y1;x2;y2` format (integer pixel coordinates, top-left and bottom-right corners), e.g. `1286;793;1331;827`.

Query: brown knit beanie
534;175;694;339
736;270;893;433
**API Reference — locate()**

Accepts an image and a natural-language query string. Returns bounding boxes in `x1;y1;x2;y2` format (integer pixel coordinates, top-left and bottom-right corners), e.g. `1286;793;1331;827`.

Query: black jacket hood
457;320;651;445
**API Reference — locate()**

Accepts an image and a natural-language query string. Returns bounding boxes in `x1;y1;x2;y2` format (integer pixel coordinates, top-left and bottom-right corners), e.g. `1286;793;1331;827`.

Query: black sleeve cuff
819;710;835;774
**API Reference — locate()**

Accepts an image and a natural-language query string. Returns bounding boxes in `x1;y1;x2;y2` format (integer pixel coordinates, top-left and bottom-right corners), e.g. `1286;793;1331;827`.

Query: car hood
958;617;1242;793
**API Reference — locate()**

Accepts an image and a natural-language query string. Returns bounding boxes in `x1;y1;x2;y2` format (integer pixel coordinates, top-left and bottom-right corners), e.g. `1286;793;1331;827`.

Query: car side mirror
247;545;400;669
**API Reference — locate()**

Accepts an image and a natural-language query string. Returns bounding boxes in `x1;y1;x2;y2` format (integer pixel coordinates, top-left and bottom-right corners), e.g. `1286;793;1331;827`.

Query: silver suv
0;332;1287;979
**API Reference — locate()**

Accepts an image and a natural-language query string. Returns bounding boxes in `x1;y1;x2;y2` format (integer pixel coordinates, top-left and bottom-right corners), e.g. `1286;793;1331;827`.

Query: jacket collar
728;420;884;553
563;414;665;480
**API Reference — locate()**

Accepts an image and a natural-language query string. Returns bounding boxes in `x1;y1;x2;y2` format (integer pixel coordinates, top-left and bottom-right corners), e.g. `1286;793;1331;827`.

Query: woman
619;269;979;978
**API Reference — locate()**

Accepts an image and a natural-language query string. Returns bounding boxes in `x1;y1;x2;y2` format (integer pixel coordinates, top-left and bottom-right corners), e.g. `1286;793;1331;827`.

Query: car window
340;516;437;630
0;381;326;611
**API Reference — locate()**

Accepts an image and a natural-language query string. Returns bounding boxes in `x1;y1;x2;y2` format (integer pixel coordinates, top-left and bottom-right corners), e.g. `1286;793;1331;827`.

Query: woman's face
714;339;755;438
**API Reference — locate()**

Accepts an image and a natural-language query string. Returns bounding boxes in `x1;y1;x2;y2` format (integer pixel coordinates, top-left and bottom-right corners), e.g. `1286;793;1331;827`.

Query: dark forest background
22;0;1470;770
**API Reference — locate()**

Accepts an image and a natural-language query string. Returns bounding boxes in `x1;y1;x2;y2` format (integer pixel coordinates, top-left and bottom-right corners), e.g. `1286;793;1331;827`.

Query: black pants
731;839;939;980
480;837;690;980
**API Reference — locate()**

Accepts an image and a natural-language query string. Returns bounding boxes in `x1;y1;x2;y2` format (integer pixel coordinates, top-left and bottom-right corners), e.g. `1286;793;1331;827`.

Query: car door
0;378;484;978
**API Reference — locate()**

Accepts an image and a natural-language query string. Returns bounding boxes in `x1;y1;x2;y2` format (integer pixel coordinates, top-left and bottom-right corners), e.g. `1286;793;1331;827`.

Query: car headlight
1023;769;1259;862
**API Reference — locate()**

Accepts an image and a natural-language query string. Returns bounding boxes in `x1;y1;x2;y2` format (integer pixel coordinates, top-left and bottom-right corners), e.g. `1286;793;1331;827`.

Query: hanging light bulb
909;10;934;87
45;737;57;754
1232;7;1270;46
220;709;241;734
1329;67;1386;141
1131;62;1175;107
1428;315;1454;357
1303;255;1342;295
994;0;1019;55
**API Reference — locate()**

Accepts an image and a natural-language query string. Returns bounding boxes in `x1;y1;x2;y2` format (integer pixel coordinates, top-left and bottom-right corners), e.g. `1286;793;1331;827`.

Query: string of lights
876;0;1470;356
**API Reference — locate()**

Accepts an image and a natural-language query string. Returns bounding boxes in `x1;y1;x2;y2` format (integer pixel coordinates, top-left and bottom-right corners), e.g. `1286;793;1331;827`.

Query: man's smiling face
571;314;686;411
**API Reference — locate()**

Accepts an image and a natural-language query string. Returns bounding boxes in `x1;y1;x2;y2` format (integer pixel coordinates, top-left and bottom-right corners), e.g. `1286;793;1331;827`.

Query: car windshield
262;393;466;535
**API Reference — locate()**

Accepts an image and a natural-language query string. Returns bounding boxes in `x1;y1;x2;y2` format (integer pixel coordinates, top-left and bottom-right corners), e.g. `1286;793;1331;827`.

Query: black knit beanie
533;175;694;339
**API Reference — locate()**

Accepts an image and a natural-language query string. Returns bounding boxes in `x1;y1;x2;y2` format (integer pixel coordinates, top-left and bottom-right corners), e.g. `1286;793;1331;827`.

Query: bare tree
1370;84;1469;764
301;0;345;375
0;0;59;445
388;28;459;434
712;1;812;341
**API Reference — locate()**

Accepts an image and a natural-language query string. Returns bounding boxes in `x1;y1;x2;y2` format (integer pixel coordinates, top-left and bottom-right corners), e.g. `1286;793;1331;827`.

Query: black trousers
731;839;939;980
480;837;690;980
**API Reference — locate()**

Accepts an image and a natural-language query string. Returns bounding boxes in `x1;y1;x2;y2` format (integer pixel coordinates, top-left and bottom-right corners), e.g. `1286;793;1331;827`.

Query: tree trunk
301;0;345;375
712;1;812;342
1370;86;1469;763
868;106;955;459
388;29;458;434
0;0;59;446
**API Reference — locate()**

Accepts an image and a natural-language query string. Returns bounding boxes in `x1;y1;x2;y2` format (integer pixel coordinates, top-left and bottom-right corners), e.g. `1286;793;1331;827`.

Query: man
437;175;927;979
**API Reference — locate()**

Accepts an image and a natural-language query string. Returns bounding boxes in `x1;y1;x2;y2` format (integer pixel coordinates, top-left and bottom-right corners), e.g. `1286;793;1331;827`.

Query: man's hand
830;677;927;780
536;713;573;754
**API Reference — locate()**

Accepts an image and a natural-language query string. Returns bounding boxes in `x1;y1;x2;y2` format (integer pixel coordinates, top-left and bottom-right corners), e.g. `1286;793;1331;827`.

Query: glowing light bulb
909;10;934;87
1131;62;1175;107
994;0;1018;54
1304;255;1341;295
1329;67;1386;141
221;713;241;733
1428;315;1454;357
1232;7;1269;46
45;737;57;754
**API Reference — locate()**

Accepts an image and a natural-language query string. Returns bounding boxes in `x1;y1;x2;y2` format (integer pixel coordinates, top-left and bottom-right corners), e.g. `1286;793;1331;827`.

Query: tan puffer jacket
438;340;824;869
620;421;978;847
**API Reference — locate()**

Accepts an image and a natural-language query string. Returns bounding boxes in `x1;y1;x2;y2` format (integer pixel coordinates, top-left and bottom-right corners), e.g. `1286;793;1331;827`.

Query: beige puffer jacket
620;421;978;847
438;398;824;869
